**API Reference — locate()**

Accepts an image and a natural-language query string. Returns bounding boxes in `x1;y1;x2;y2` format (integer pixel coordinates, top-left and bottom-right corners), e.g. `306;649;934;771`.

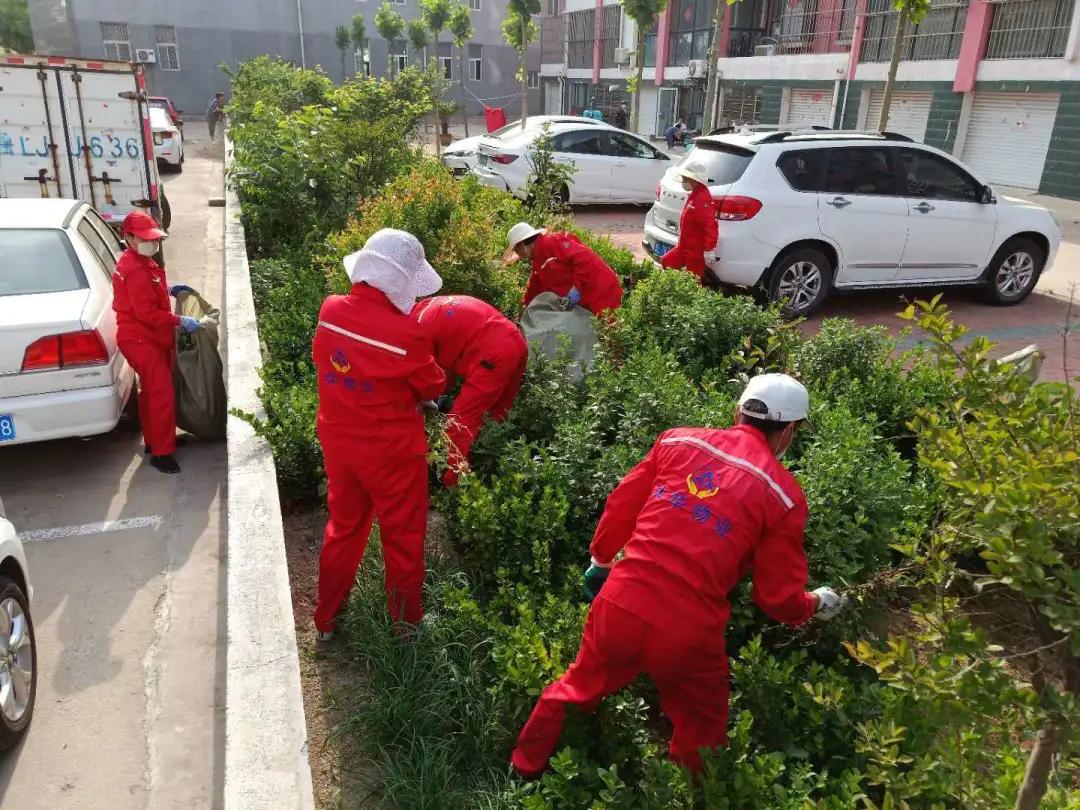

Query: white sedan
0;497;35;751
0;199;135;446
442;115;615;177
150;105;184;173
472;123;673;204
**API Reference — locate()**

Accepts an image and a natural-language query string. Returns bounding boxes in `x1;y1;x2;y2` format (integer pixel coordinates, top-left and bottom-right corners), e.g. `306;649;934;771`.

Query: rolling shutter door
544;80;561;115
865;90;931;142
785;88;832;129
638;87;659;138
961;92;1059;189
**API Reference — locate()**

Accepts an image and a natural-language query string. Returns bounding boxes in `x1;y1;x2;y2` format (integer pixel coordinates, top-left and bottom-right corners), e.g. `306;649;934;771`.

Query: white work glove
812;587;847;621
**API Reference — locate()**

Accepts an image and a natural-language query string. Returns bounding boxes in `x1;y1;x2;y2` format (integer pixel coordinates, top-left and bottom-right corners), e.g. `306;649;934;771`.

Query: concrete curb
222;137;316;809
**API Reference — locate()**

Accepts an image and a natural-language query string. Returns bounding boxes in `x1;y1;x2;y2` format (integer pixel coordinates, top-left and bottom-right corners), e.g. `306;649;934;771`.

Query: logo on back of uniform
330;348;351;374
687;466;720;499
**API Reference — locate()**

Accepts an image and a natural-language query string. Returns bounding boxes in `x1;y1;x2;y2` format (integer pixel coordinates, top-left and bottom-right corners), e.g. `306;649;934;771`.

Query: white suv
644;131;1061;316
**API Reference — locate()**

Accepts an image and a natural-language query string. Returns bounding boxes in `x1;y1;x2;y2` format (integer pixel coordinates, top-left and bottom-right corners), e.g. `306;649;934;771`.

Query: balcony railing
859;0;968;62
725;0;858;58
985;0;1075;59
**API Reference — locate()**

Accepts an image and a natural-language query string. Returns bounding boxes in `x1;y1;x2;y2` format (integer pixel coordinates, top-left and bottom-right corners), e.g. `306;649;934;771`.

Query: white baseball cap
738;373;810;423
502;222;547;264
679;161;710;186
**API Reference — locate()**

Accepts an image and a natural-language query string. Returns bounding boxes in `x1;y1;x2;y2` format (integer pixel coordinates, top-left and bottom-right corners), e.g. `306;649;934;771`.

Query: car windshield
679;142;755;185
0;229;87;297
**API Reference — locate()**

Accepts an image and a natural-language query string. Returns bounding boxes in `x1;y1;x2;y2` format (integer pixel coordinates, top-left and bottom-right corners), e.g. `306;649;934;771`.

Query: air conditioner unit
614;47;631;64
754;44;776;57
135;48;156;63
687;59;708;78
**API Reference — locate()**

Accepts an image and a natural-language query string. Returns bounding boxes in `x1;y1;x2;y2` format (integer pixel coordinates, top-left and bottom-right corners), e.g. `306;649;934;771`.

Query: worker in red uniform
505;223;623;316
411;295;528;487
112;210;200;475
660;161;718;284
312;229;446;641
510;373;847;778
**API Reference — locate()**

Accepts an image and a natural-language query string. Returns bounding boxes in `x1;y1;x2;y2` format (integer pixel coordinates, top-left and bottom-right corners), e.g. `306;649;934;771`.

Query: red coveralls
112;248;181;456
511;425;816;776
521;232;623;316
312;283;446;632
411;295;528;487
661;183;718;282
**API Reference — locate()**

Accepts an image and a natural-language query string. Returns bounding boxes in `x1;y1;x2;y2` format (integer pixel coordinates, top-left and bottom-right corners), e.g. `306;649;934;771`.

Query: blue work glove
169;284;194;296
179;316;201;333
566;287;582;307
583;557;612;602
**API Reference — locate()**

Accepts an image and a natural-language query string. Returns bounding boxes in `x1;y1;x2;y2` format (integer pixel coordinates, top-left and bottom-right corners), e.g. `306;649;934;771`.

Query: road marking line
19;515;164;543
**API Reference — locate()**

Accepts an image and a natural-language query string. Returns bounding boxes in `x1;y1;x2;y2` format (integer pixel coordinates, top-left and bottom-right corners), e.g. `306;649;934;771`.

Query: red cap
122;210;167;240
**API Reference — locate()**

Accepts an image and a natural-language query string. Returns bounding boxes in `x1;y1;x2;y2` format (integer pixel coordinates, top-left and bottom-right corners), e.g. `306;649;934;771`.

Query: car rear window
678;142;754;185
777;149;825;191
0;229;87;297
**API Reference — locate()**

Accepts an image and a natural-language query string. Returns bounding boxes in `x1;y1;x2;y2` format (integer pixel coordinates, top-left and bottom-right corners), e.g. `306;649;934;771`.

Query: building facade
540;0;1080;198
26;0;540;119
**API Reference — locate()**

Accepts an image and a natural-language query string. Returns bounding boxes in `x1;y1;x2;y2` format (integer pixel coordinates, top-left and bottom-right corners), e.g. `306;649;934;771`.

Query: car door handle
826;197;851;208
914;202;936;213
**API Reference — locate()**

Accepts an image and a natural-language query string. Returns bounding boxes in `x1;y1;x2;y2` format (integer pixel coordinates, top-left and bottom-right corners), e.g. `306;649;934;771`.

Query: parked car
149;95;183;129
644;130;1061;316
0;497;35;751
473;123;672;204
150;106;184;173
442;115;616;177
0;199;135;446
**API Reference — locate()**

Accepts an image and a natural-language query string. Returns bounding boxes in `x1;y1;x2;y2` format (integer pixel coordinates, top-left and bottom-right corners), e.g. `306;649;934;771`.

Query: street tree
421;0;454;52
877;0;933;130
374;2;407;74
620;0;672;132
407;19;430;67
448;3;474;136
502;0;540;130
351;13;368;77
335;25;351;81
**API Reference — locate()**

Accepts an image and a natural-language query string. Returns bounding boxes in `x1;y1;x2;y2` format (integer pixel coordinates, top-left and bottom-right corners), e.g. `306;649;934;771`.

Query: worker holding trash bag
311;229;446;641
112;209;200;475
511;373;848;779
505;223;623;317
660;161;718;284
411;295;528;487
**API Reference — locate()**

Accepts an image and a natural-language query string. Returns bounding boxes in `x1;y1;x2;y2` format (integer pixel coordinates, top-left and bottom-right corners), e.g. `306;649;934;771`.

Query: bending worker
312;229;446;641
112;210;200;475
511;373;847;778
660;161;718;283
505;223;623;316
412;295;528;487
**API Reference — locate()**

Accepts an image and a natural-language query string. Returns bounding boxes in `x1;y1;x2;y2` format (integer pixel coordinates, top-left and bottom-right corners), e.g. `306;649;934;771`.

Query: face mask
135;240;159;257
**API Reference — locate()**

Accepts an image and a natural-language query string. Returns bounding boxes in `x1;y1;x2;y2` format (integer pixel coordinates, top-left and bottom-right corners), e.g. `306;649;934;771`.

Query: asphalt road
0;138;227;809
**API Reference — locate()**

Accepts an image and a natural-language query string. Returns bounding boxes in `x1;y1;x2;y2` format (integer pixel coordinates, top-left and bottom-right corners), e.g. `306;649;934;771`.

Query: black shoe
150;454;181;474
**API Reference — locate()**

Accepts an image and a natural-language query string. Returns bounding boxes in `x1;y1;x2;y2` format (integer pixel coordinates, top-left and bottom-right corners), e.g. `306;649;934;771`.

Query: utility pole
296;0;307;68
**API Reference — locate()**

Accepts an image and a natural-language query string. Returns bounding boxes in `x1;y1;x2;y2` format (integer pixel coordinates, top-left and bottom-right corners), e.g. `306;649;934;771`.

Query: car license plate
653;242;671;258
0;414;15;443
478;153;489;166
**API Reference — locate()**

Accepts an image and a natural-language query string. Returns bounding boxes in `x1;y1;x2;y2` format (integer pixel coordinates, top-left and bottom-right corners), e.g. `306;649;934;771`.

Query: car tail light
153;132;163;145
21;330;109;372
655;182;661;200
715;195;763;221
491;153;519;165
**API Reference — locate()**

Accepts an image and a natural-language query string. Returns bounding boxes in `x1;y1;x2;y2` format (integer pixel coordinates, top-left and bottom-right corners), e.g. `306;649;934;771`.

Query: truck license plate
0;414;15;443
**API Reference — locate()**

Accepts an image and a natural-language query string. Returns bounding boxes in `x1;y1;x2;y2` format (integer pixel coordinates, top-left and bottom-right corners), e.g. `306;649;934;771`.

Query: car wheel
0;575;36;751
767;247;833;317
984;238;1044;306
160;190;172;231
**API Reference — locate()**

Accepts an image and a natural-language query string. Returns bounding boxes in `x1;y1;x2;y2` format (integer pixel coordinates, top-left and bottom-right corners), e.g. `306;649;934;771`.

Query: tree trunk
340;52;347;82
703;0;726;132
630;25;646;133
1014;720;1067;810
878;6;909;131
460;48;469;137
521;16;529;130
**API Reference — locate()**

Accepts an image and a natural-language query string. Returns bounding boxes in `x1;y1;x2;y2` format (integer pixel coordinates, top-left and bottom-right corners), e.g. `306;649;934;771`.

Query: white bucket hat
679;160;710;186
502;221;547;265
739;373;810;423
343;228;442;314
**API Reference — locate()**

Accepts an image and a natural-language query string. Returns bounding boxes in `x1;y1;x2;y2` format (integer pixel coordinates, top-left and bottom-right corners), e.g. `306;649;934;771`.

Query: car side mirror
980;185;996;204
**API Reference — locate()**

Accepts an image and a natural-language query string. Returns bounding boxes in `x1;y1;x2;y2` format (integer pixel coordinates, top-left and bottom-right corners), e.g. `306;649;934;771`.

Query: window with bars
860;0;968;62
155;25;180;71
528;70;540;89
440;56;452;78
389;39;408;71
469;0;481;9
100;21;132;62
566;9;595;69
355;48;371;76
600;5;622;68
469;44;482;81
667;0;715;66
985;0;1074;60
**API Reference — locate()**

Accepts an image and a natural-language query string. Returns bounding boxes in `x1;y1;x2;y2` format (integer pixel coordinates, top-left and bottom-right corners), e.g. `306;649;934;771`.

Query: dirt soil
283;506;377;809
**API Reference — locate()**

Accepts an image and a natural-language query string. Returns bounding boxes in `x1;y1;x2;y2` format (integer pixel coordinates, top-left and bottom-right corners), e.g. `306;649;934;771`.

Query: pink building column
954;0;994;92
812;0;848;54
593;0;603;84
847;0;868;79
718;2;733;60
655;5;672;85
